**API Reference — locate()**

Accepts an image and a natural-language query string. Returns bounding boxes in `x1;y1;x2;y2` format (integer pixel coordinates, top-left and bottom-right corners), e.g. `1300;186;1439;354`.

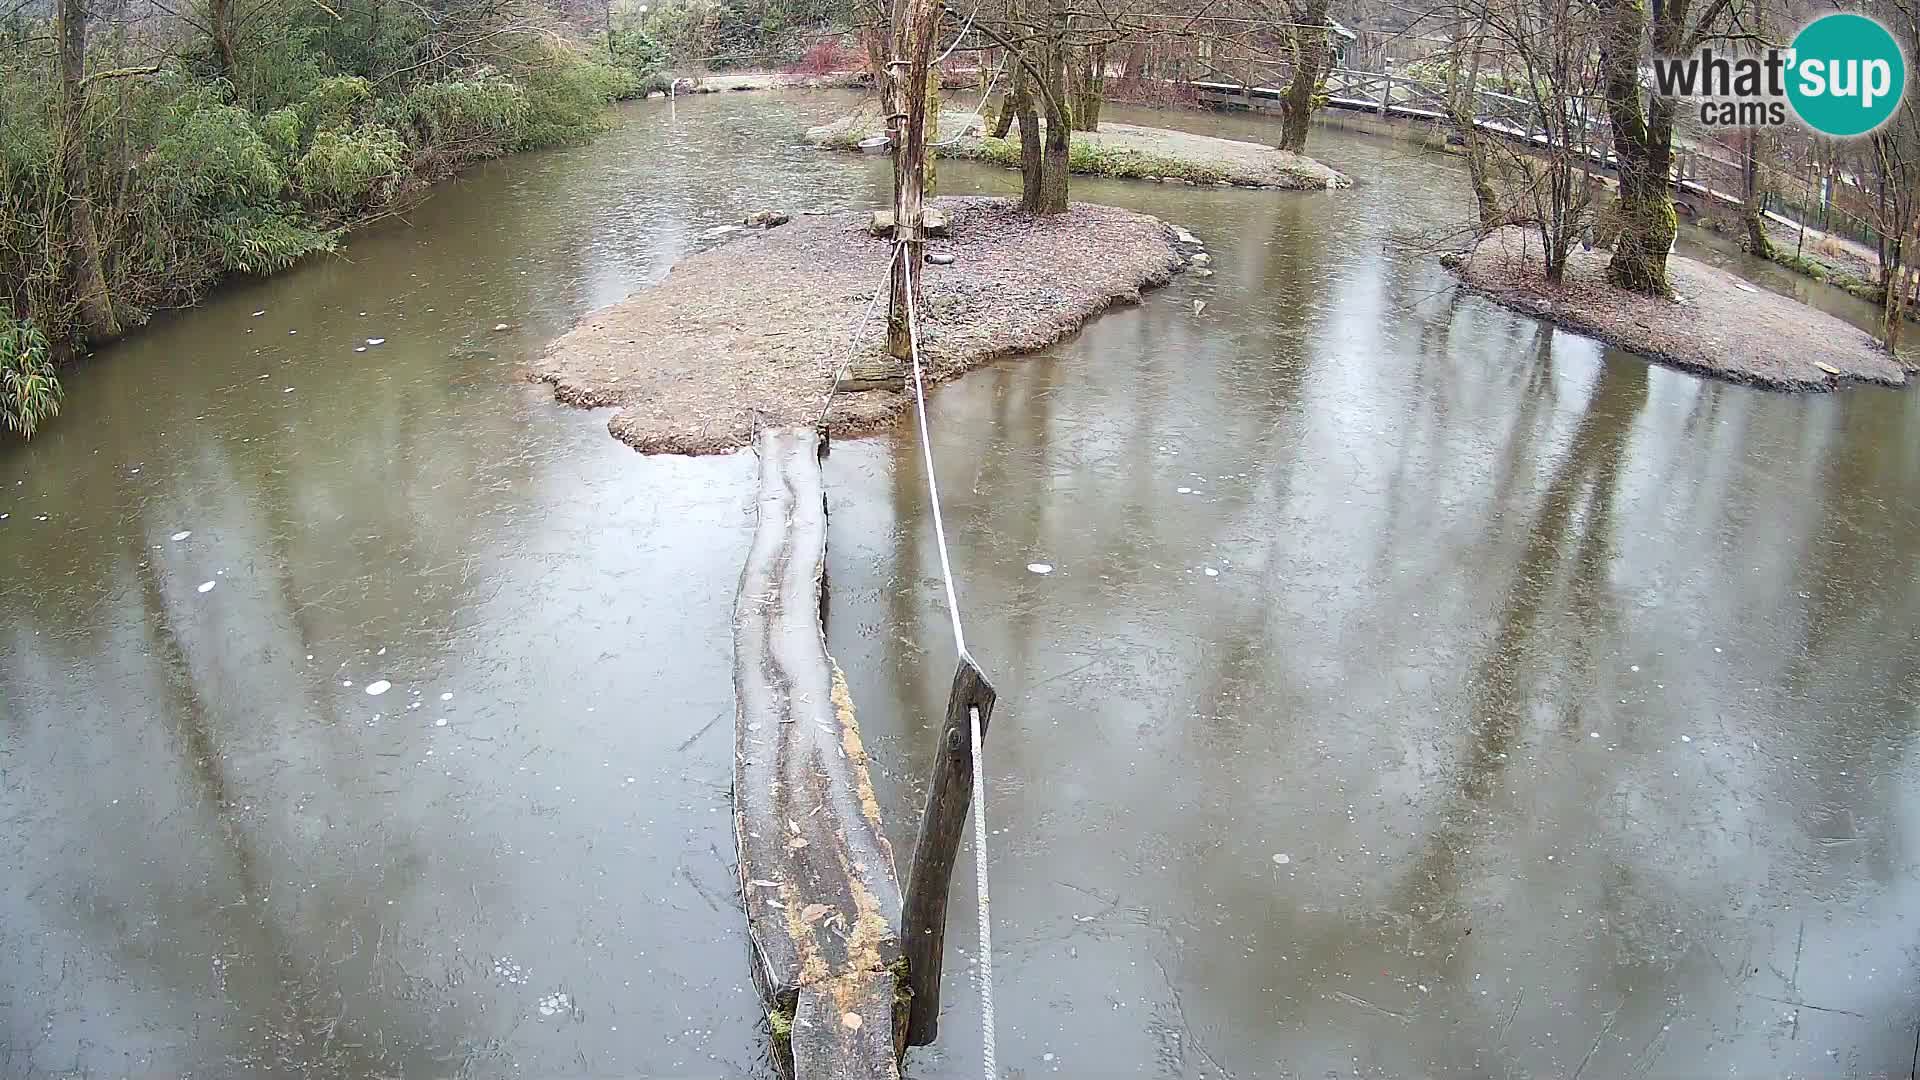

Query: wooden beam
900;653;997;1046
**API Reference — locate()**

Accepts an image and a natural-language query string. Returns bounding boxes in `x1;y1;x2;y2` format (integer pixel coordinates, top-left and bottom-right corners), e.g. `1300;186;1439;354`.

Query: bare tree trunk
210;0;238;81
1887;217;1912;351
1033;4;1070;214
55;0;118;343
1278;0;1330;152
1742;129;1775;259
1447;16;1503;229
987;52;1017;137
1599;0;1675;295
1068;43;1104;131
1013;53;1043;210
885;0;940;359
864;21;893;113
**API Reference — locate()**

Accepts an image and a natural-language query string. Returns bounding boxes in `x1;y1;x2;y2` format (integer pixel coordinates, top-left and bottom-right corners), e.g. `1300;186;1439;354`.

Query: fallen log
733;427;906;1079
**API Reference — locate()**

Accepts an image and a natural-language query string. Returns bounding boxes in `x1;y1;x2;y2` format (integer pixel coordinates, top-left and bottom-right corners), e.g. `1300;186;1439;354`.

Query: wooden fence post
900;653;997;1047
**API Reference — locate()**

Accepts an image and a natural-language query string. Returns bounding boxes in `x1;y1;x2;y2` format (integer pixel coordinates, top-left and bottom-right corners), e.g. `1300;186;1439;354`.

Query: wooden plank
901;653;997;1046
735;427;904;1080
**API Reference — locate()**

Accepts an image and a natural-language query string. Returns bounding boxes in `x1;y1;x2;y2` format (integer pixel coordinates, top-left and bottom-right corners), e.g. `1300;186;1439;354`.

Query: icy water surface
3;90;1917;1078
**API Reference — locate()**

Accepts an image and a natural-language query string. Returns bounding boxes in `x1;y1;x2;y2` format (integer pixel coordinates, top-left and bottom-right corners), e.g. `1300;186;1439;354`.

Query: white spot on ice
435;718;448;727
1027;563;1053;574
197;580;216;593
172;530;192;541
365;680;391;696
1204;567;1219;577
1271;853;1290;865
1589;732;1599;739
1681;735;1692;743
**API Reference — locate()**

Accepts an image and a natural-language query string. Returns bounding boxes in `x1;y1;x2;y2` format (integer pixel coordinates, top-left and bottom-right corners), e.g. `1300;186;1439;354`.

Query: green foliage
0;0;640;439
203;210;339;275
516;55;629;150
0;313;59;440
954;134;1238;185
295;124;408;208
149;97;286;206
639;0;748;62
231;25;328;111
378;74;530;162
260;106;303;163
299;76;375;136
609;26;670;75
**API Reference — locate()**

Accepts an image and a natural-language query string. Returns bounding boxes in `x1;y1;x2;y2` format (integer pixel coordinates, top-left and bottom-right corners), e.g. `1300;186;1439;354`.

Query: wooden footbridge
1190;58;1761;218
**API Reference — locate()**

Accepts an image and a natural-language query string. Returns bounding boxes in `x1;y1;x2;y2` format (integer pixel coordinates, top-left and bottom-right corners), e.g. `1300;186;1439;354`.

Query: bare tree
55;0;120;341
1443;0;1605;282
1277;0;1331;151
1866;0;1917;349
1595;0;1741;295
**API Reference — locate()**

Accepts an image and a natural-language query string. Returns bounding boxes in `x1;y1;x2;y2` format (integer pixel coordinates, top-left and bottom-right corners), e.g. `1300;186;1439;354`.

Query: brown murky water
3;91;1917;1079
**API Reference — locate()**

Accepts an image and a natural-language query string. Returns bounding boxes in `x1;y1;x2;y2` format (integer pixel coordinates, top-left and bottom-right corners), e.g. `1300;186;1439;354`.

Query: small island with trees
0;0;1915;444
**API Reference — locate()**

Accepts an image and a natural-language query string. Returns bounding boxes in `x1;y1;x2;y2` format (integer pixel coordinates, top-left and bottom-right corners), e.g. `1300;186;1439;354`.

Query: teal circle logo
1786;13;1907;137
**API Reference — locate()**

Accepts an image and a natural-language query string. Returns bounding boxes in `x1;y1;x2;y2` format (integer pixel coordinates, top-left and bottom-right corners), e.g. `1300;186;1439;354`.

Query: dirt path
1446;226;1909;391
536;197;1189;454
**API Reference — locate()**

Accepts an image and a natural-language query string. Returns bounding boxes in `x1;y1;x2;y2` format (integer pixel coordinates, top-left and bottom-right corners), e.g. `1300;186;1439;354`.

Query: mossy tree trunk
1885;216;1913;351
1068;43;1105;131
1598;0;1676;295
55;0;119;343
1033;3;1071;214
1278;0;1330;153
987;55;1019;137
1446;17;1504;230
1012;38;1045;211
1742;128;1775;260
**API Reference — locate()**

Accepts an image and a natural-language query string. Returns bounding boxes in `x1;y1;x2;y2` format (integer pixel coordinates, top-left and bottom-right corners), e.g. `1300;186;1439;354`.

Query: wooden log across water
734;427;905;1079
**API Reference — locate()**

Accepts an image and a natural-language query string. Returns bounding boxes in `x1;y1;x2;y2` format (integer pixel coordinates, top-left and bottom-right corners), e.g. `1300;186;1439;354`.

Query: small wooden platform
734;427;905;1079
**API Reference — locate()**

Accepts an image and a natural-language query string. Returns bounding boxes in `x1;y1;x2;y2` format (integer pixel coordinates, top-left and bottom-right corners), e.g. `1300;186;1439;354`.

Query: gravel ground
1447;226;1908;391
536;197;1187;454
804;109;1349;190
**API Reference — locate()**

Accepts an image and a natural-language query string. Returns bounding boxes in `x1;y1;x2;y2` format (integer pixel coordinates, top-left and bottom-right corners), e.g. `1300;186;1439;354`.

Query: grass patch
940;134;1238;184
1769;250;1885;301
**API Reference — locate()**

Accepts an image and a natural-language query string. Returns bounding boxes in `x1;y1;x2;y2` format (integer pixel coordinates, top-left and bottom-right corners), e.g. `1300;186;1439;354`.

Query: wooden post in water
885;0;941;360
901;653;997;1046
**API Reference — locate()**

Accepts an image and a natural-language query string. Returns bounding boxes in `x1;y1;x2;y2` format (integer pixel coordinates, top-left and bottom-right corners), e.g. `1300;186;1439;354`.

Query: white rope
931;55;1007;148
935;0;985;66
901;248;995;1079
968;701;996;1080
817;247;900;424
901;252;967;658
